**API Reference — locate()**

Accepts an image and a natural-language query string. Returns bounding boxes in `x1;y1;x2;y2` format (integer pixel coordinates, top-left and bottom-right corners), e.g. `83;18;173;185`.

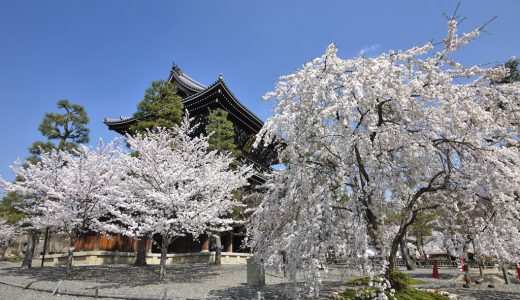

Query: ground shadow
208;280;346;300
409;271;456;280
0;263;221;288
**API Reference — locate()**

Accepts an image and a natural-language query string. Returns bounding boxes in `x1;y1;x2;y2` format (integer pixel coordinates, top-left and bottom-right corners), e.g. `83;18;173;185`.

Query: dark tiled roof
104;70;264;132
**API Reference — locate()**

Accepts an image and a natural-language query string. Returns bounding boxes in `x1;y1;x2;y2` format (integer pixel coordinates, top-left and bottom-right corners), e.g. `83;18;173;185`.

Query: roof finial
172;61;181;74
218;73;223;81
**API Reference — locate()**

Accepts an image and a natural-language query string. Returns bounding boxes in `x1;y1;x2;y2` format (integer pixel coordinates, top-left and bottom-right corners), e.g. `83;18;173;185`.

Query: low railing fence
325;257;514;269
395;259;511;269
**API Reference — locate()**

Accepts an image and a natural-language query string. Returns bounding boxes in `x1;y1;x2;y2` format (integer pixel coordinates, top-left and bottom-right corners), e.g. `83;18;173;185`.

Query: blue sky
0;0;518;184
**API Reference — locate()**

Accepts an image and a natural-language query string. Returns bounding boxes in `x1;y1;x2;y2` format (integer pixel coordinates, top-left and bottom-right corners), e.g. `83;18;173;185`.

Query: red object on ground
461;258;465;272
516;263;520;280
433;259;440;279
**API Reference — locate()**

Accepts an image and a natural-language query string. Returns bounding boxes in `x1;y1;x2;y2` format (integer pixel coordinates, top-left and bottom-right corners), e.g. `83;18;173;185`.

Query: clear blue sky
0;0;518;184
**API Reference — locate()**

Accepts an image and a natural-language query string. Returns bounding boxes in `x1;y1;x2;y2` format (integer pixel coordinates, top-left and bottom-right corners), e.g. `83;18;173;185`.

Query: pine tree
205;108;238;155
498;58;520;84
0;192;24;225
28;99;89;157
205;108;240;265
22;99;89;268
129;80;183;134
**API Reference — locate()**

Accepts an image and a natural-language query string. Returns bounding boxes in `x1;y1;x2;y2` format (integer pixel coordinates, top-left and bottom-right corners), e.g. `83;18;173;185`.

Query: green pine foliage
206;108;244;222
499;58;520;84
7;100;90;227
0;192;24;225
205;108;238;155
27;141;55;165
129;80;184;134
408;212;437;253
28;99;90;157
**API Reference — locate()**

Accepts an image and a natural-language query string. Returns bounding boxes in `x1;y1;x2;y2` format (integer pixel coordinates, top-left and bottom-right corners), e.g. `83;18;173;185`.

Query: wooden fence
395;259;502;269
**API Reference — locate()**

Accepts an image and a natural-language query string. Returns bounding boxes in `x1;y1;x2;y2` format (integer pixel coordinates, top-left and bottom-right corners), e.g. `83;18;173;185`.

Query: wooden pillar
17;232;24;257
225;232;233;253
147;238;152;253
94;233;100;251
201;235;209;252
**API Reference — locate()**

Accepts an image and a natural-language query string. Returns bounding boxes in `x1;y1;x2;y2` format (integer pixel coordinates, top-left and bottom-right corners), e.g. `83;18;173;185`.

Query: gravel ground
1;262;519;300
0;283;101;300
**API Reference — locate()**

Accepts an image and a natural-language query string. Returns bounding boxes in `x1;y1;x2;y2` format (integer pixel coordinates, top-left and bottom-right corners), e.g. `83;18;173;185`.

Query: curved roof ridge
217;78;264;126
179;72;206;90
104;116;133;124
169;64;206;92
183;77;263;126
182;78;222;103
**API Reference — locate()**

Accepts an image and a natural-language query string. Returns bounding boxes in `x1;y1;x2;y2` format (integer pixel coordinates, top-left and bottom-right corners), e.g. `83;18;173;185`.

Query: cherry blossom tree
120;116;253;281
249;17;520;296
1;141;128;277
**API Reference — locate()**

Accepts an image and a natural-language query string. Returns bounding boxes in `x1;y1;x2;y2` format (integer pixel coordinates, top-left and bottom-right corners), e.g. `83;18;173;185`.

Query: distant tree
129;80;184;134
408;212;437;260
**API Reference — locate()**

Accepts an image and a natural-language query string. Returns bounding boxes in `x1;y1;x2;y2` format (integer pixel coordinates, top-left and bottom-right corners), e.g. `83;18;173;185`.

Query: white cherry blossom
119;116;253;281
249;18;520;296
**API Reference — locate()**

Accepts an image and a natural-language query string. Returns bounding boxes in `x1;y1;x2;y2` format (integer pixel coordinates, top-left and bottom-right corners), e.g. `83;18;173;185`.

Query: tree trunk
21;229;39;269
214;234;222;266
0;246;7;261
17;232;24;257
365;206;386;275
462;241;470;282
65;236;75;278
501;264;509;285
159;234;169;282
134;235;148;266
387;227;404;272
399;238;414;270
41;227;50;268
420;245;428;261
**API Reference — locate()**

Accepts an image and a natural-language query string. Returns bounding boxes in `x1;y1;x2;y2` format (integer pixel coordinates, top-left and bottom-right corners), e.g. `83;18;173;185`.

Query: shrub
340;287;448;300
341;269;431;300
393;288;448;300
346;270;423;289
387;268;424;290
346;276;371;286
